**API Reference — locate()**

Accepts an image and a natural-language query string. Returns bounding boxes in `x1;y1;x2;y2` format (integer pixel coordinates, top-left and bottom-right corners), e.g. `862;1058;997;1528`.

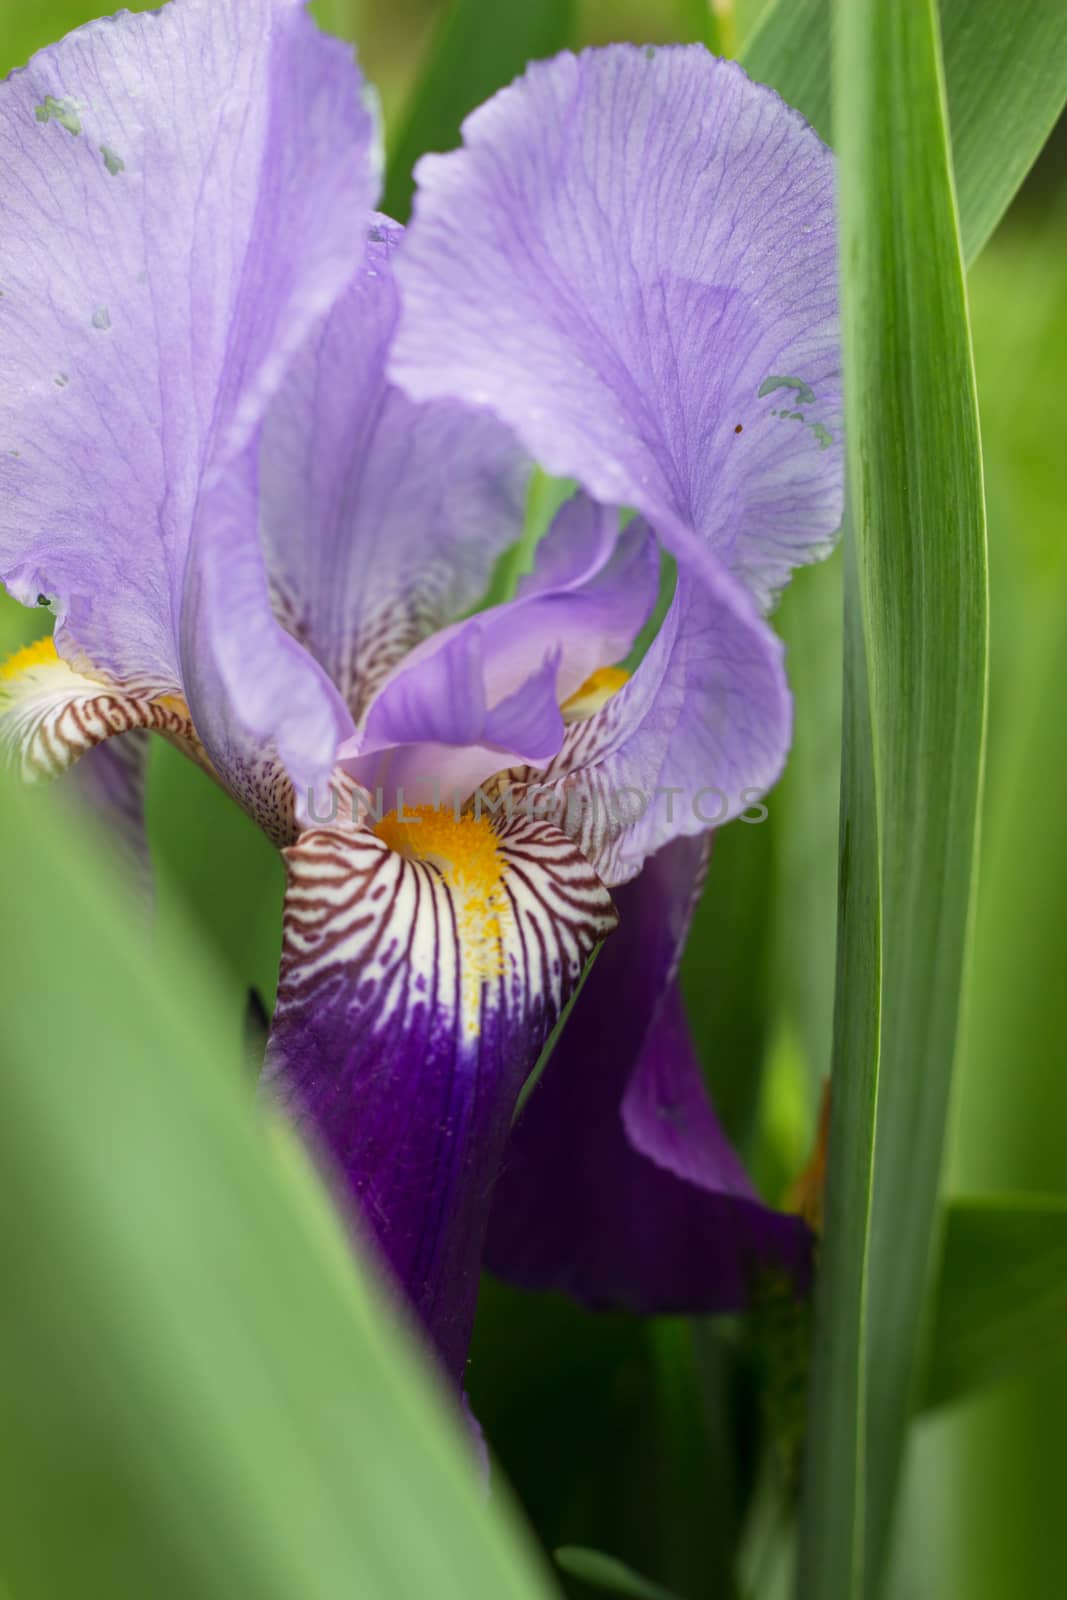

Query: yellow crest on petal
561;664;629;723
375;804;511;1034
0;634;59;684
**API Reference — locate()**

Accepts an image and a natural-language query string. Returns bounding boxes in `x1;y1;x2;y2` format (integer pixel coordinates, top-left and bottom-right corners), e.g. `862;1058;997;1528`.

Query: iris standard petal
486;836;811;1311
509;538;791;886
389;45;841;609
259;218;531;721
263;811;617;1381
0;0;377;804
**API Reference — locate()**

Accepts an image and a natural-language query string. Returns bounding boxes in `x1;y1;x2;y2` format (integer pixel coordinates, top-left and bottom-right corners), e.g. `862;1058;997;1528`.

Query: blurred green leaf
796;5;988;1600
954;239;1067;1196
556;1547;682;1600
0;0;158;73
0;775;559;1600
767;564;842;1110
924;1196;1067;1411
148;741;285;1014
682;818;775;1151
744;0;1067;259
673;0;715;48
383;0;575;221
903;226;1067;1600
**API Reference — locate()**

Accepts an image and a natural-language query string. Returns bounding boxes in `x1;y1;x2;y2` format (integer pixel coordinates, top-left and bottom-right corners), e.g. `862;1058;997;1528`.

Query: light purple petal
350;622;565;808
264;814;617;1381
510;535;791;885
500;499;660;704
390;45;842;609
486;836;812;1311
345;495;660;811
515;491;620;598
0;0;377;805
259;218;531;720
181;446;357;823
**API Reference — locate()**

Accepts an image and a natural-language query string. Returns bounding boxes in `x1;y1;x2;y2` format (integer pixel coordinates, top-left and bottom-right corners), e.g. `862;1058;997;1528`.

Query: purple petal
351;623;565;809
263;813;618;1381
390;45;842;609
345;495;660;811
0;0;377;805
181;446;357;825
259;218;531;720
516;491;620;597
486;836;812;1312
510;540;791;885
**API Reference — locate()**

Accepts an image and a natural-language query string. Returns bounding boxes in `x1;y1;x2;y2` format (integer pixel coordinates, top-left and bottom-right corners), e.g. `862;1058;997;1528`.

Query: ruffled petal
486;836;811;1311
508;542;791;885
263;810;618;1381
390;45;842;609
259;218;531;720
0;0;377;805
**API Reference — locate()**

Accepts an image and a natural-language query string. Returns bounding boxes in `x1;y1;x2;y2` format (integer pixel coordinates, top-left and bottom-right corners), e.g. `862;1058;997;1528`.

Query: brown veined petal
262;805;617;1381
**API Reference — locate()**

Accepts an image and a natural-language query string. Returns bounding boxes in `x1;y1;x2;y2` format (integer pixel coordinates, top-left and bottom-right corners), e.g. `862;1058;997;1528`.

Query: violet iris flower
0;0;840;1385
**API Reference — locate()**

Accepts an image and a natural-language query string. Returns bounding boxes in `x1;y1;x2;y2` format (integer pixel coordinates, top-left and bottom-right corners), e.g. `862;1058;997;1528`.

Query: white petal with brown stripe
0;636;197;782
263;804;618;1378
274;805;618;1046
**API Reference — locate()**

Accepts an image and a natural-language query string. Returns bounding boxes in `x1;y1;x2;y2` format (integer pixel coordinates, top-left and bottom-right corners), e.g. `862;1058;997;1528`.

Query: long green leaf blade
0;777;558;1600
793;534;883;1600
743;0;1067;265
746;0;1067;1141
795;1;989;1595
383;0;574;222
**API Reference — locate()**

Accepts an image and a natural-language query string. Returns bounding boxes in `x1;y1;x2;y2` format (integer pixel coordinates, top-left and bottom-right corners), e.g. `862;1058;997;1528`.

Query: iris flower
0;0;840;1385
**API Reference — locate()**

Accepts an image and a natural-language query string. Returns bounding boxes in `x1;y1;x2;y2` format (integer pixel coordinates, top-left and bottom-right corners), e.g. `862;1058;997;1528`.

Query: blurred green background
1;2;1064;1597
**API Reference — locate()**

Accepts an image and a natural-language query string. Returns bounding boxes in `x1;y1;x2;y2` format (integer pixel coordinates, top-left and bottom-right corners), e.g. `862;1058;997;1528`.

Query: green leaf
795;4;989;1600
673;0;715;48
383;0;575;222
556;1547;682;1600
0;774;558;1600
0;0;159;74
682;816;776;1151
149;741;285;1014
746;0;1067;1146
924;1195;1067;1411
743;0;1067;262
768;568;842;1110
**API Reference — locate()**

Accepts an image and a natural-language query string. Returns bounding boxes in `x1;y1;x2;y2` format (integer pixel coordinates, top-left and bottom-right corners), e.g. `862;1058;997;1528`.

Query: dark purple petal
263;812;618;1381
390;45;842;610
0;0;377;805
508;545;791;886
259;218;531;721
485;836;812;1312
